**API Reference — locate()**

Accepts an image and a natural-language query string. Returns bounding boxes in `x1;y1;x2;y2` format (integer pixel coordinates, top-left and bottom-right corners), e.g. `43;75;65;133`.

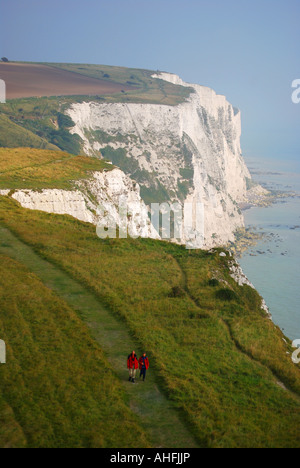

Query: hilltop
0;189;299;447
0;61;192;104
0;64;252;248
0;62;192;155
0;63;299;448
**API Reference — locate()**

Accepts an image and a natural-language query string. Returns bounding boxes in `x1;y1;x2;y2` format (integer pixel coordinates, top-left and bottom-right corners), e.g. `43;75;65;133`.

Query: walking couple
127;351;149;384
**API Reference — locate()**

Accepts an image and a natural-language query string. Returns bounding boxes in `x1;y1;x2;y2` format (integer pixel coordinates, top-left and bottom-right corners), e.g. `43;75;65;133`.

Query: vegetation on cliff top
0;253;149;448
0;148;113;190
0;63;299;446
0;194;299;448
0;62;192;153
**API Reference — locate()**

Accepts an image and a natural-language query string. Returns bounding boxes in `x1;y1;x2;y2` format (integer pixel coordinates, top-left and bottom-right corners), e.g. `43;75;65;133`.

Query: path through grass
0;224;200;448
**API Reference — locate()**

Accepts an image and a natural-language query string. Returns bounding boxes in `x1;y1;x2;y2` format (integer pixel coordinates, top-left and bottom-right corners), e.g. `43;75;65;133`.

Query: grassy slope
0;62;192;152
0;63;299;447
0;98;84;155
43;62;192;106
0;114;59;151
0;253;149;448
0;225;199;449
0;196;299;448
0;148;113;190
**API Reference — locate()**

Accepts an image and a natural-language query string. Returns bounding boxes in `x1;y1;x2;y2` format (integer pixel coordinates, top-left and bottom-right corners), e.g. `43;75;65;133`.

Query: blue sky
0;0;299;165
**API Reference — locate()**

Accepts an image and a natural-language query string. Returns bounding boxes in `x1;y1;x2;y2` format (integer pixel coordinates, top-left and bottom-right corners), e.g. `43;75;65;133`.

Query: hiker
139;353;149;381
127;351;139;383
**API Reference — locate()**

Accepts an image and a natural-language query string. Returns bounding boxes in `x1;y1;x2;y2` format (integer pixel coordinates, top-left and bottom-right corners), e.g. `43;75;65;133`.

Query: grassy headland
0;194;299;448
0;252;149;448
0;148;113;190
0;61;299;447
0;62;192;153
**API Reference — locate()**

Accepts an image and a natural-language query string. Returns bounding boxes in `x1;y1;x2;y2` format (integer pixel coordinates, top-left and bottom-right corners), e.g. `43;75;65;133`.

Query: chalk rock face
12;189;95;223
229;260;271;317
66;72;251;248
0;190;10;196
10;168;158;239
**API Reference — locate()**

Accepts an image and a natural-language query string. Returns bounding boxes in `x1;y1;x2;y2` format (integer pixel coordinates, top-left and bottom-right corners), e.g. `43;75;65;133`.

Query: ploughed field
0;63;135;99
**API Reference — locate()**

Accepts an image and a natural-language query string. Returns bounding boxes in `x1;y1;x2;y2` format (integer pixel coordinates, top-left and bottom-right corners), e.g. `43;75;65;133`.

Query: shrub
57;112;75;129
241;284;262;310
169;286;185;298
208;278;219;287
216;288;238;302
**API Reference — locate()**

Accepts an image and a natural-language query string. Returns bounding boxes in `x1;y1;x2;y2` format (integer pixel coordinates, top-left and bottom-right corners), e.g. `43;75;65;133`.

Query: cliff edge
66;72;252;248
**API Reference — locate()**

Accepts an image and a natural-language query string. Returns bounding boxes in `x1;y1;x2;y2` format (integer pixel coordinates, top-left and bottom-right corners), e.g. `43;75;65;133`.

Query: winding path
0;224;200;448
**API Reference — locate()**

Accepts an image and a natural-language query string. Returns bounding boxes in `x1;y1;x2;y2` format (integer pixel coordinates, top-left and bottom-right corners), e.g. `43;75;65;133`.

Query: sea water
239;158;300;341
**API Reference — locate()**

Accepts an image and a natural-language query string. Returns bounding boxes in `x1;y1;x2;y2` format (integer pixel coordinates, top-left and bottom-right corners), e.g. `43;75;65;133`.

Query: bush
57;112;75;129
216;288;238;302
208;278;219;287
169;286;185;298
241;284;262;310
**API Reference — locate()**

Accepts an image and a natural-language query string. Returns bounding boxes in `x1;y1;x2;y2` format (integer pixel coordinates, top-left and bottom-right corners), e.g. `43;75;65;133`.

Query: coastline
230;187;299;258
232;163;300;341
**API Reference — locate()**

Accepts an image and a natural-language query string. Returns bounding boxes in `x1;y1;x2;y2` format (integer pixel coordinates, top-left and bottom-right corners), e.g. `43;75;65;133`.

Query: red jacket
127;353;139;370
139;356;149;370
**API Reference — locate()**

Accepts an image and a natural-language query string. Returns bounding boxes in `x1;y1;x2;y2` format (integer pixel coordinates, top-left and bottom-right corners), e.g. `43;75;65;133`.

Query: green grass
0;148;113;190
0;196;299;448
0;62;193;153
44;62;193;106
0;98;83;154
0;114;59;151
0;253;149;448
0;225;198;448
2;61;299;448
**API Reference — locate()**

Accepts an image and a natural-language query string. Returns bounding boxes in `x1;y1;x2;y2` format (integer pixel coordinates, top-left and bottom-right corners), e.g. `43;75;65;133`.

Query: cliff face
11;169;158;240
67;72;251;248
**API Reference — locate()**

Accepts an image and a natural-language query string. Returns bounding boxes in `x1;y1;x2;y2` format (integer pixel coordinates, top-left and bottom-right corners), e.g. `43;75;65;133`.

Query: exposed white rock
0;190;10;196
66;72;251;249
9;168;158;239
229;261;254;288
12;189;95;223
78;169;159;239
229;260;271;317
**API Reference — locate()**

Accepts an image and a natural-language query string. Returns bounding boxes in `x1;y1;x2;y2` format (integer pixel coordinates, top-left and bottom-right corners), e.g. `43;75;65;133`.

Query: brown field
0;62;135;99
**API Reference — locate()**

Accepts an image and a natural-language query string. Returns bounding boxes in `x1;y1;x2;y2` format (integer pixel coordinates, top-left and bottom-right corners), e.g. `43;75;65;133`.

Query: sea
239;157;300;341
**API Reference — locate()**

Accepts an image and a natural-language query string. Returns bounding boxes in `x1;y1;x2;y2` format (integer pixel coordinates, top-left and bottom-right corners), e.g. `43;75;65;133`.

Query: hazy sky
0;0;299;165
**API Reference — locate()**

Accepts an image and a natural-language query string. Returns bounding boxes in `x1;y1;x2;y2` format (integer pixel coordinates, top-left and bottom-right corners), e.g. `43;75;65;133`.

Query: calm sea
239;157;300;341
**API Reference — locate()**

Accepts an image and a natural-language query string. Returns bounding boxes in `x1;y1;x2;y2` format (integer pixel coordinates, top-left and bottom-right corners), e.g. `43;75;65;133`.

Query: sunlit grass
0;253;149;448
0;147;113;190
0;196;299;447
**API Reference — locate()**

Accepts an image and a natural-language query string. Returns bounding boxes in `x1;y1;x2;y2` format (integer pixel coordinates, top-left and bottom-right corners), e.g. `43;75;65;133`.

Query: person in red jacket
127;351;139;383
139;353;149;382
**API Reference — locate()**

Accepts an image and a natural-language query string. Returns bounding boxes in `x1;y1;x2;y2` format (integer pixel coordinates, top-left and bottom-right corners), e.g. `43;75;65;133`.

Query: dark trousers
140;368;146;380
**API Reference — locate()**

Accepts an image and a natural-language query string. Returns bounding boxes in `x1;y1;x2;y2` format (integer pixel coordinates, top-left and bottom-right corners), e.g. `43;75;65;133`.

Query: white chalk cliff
66;72;251;248
11;169;158;239
1;72;254;249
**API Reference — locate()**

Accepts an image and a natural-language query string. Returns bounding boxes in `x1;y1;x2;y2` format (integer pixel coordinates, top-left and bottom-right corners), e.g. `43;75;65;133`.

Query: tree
1;57;9;62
